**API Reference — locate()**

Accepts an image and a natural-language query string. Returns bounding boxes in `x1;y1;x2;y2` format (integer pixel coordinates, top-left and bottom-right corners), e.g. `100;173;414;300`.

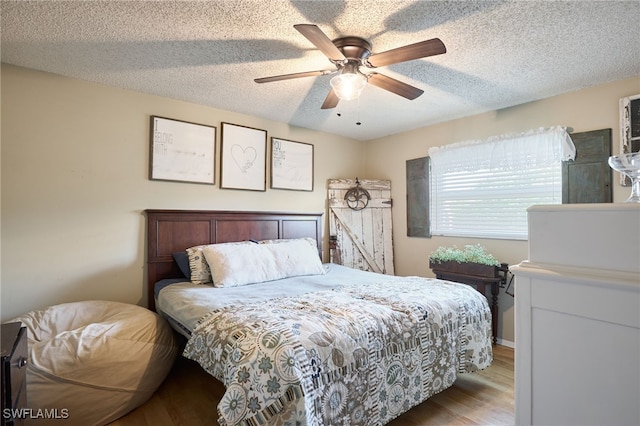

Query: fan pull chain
335;99;362;126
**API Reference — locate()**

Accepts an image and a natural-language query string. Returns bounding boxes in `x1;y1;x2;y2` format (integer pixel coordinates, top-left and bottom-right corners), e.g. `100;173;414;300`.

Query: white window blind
428;126;575;240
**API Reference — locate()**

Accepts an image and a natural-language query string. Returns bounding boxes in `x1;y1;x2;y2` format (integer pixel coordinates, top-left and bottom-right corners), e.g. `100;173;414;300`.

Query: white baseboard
497;338;515;348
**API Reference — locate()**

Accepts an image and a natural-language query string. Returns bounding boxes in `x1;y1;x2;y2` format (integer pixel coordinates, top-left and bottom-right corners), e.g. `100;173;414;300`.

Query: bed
146;209;493;426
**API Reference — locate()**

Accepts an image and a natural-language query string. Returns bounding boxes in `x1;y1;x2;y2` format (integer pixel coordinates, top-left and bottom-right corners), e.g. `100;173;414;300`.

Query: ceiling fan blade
367;73;424;100
367;38;446;68
321;89;339;109
294;24;346;61
254;69;333;83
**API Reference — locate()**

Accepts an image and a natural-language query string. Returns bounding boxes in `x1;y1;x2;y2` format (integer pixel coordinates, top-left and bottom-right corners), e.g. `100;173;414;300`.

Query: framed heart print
220;122;267;191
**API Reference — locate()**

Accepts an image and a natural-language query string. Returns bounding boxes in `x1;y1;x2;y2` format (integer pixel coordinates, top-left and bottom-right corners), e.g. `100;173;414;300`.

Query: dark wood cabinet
1;322;27;426
430;262;508;345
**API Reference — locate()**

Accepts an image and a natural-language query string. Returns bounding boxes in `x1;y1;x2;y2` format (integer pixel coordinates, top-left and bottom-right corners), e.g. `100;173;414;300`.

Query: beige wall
365;75;640;344
0;64;366;320
2;64;638;344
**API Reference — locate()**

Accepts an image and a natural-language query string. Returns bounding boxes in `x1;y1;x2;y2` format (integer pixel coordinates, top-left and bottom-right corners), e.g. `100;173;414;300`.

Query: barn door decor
328;178;394;274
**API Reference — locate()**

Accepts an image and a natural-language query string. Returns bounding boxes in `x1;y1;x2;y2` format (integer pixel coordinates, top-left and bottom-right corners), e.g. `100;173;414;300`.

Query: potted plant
429;244;501;278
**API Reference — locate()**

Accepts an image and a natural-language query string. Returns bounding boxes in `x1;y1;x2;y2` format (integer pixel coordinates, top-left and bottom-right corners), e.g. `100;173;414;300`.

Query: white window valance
428;126;576;172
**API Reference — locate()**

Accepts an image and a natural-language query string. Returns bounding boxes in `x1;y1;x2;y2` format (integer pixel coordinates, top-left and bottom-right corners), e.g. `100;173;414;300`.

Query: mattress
156;263;393;336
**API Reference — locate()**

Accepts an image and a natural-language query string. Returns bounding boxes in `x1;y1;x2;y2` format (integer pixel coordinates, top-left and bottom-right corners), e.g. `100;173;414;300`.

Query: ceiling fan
254;24;446;109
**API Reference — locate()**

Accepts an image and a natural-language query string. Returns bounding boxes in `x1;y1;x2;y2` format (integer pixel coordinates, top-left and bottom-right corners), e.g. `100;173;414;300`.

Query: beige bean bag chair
10;300;177;425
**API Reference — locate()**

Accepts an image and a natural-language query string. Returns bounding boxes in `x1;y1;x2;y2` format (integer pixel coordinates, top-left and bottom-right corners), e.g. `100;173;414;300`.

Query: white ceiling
2;1;639;141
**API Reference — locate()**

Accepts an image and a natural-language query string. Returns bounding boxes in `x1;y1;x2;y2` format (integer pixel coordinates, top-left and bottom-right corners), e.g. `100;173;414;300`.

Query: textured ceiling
2;1;639;141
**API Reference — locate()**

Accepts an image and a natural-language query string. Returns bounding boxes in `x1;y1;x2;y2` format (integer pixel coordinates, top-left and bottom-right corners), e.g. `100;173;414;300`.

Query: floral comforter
183;277;493;426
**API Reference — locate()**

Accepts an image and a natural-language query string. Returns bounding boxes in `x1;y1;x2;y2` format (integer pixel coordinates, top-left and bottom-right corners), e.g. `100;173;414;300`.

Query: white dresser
511;204;640;426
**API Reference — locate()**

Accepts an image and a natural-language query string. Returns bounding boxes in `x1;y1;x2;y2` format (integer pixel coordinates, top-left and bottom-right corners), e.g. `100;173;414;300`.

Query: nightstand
2;322;28;426
432;268;507;345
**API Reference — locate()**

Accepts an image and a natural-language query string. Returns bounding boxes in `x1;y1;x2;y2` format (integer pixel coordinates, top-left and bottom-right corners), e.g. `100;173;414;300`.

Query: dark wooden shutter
562;129;612;203
406;156;430;237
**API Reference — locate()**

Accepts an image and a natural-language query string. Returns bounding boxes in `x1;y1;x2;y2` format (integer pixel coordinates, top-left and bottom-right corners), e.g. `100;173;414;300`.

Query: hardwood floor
110;345;514;426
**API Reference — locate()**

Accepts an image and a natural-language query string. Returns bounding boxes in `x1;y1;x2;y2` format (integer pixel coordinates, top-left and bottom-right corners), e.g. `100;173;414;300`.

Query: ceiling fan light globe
330;73;367;101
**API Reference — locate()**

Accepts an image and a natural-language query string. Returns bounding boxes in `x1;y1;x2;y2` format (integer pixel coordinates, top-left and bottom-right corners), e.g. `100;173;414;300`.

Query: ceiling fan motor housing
332;37;372;63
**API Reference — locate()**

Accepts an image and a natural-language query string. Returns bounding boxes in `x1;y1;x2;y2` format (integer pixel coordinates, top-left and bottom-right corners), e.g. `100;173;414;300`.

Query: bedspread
183;277;492;426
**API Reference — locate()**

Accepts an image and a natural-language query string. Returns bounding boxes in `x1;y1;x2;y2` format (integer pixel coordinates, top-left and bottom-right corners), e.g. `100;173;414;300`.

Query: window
428;127;575;240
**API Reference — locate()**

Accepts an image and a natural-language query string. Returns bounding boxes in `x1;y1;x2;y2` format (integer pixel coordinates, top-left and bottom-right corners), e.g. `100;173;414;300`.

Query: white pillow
203;238;325;287
186;241;253;284
259;237;318;249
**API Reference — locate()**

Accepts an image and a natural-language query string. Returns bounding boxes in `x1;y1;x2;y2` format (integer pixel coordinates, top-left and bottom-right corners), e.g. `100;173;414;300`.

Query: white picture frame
150;116;216;184
220;122;267;191
619;94;640;186
270;138;314;191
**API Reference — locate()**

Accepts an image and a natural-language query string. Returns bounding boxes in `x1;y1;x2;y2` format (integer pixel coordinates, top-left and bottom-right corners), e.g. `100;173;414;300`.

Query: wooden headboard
145;209;323;310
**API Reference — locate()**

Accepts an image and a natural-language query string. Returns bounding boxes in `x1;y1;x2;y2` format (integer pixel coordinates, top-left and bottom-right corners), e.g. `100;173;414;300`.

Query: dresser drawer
9;330;27;412
2;322;28;426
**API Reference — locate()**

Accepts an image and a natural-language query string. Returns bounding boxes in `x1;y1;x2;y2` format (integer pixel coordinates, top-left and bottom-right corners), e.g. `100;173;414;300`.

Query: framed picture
270;138;314;191
149;116;216;184
620;94;640;186
220;122;267;191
